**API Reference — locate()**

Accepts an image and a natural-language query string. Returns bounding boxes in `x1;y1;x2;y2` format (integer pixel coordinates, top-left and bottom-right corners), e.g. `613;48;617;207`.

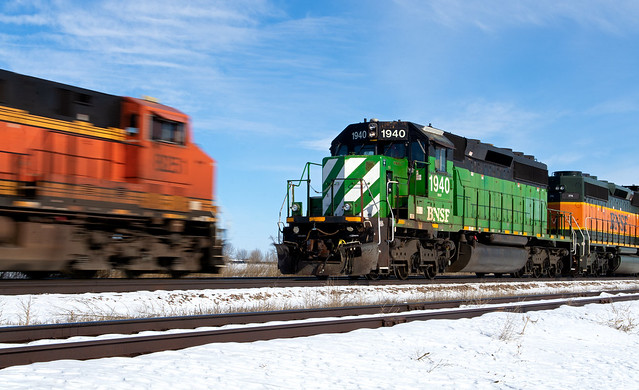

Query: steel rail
2;289;639;344
1;275;637;295
1;290;639;369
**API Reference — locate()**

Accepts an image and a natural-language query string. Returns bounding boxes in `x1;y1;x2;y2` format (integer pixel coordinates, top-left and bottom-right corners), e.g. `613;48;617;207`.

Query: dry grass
220;262;281;277
5;280;639;327
604;304;638;333
48;297;301;324
412;351;448;372
497;313;536;342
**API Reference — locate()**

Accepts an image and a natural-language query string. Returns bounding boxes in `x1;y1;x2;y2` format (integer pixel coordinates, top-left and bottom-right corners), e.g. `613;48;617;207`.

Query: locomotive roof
0;68;122;129
331;119;544;168
330;120;454;154
330;119;548;186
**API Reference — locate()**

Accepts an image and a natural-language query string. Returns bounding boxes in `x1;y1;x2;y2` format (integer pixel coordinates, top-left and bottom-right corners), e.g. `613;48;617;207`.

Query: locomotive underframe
0;206;223;277
276;218;380;277
276;214;583;279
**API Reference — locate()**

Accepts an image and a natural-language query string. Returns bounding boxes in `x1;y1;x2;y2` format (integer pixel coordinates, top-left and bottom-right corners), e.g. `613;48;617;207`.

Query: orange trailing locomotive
0;69;222;277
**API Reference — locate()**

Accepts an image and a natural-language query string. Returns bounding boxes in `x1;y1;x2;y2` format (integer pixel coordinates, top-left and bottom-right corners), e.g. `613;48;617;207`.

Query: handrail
386;180;399;243
278;178;306;242
568;214;585;256
584;216;639;247
363;179;382;245
278;163;383;246
277;162;321;231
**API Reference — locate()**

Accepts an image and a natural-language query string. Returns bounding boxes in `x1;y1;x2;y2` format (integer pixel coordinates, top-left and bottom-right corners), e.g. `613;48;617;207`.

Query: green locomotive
276;119;572;279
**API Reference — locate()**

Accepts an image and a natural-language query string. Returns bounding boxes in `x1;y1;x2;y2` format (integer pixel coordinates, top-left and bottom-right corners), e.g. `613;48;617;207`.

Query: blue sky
1;1;638;253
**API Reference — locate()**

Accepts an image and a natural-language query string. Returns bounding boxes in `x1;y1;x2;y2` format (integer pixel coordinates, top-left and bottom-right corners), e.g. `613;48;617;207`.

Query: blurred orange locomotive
0;69;223;277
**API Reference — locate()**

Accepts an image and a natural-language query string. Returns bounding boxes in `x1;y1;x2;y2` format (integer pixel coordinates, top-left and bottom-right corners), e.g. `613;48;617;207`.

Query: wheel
365;271;380;280
423;265;436;280
124;270;143;278
556;259;566;276
548;265;560;278
511;267;525;278
71;270;98;279
171;271;188;278
24;271;53;279
394;264;409;280
531;267;541;278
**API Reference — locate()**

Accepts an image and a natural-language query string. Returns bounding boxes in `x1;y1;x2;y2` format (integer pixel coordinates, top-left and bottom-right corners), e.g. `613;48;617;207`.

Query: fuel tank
447;241;528;273
613;255;639;275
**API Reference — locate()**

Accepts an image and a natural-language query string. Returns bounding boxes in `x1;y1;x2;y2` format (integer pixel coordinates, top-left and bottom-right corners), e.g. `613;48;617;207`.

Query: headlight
290;202;302;216
368;122;377;138
343;203;352;212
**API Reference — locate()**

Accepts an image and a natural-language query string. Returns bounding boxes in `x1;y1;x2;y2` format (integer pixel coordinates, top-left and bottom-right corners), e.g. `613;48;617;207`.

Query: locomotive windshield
335;142;405;158
330;120;454;165
382;143;406;159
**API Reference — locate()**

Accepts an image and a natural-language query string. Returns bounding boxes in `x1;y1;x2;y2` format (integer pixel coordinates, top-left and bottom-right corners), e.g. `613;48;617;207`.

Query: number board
351;130;368;141
378;125;408;141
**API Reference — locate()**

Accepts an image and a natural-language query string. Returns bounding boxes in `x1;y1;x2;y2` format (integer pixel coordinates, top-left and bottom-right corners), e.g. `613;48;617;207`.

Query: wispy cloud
586;98;639;115
300;136;333;152
393;0;639;35
438;100;541;141
0;1;356;137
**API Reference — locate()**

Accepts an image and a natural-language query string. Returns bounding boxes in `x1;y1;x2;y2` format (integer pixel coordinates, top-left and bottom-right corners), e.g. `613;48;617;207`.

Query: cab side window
151;116;185;145
434;146;447;172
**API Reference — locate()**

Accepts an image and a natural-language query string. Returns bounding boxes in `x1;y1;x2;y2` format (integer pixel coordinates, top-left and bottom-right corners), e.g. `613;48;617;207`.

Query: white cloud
586;98;639;115
393;0;639;35
300;136;333;152
438;100;541;141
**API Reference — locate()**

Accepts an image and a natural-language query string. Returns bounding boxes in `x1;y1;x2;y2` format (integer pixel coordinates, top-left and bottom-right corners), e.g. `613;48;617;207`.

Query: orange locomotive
0;70;223;277
549;171;639;275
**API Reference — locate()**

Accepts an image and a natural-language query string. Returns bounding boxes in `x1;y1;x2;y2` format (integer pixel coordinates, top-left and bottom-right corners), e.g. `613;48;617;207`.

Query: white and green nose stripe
322;156;382;217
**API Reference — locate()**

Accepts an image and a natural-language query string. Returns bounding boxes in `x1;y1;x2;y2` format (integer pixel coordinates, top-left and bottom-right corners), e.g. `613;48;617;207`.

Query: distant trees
224;246;276;263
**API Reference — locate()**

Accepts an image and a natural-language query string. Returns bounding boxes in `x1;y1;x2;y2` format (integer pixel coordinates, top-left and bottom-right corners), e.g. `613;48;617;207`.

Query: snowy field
1;280;639;389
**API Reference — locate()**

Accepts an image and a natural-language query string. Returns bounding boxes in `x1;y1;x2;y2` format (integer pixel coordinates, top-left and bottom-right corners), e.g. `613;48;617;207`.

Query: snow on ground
1;280;639;389
1;279;639;326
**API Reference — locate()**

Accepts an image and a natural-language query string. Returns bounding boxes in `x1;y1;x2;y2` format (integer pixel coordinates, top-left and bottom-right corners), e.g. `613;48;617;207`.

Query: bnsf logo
155;154;184;174
610;213;629;231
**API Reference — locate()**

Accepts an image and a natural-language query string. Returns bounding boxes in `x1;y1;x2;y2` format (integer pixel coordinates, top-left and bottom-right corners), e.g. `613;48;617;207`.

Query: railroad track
1;275;636;295
2;289;639;369
0;275;500;295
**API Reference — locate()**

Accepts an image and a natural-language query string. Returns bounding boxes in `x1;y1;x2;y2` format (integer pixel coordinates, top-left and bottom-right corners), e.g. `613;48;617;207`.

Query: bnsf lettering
426;206;451;223
610;213;629;231
155;154;183;174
